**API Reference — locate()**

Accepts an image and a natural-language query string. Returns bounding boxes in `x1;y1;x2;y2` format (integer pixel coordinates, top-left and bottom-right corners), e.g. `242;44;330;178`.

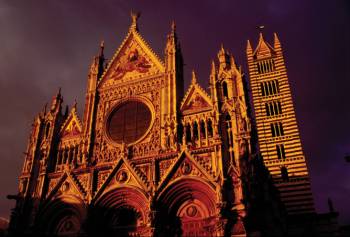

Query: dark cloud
0;0;349;224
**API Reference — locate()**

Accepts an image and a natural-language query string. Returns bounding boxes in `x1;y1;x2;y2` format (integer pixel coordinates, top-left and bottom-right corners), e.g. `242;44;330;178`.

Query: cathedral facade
8;14;296;237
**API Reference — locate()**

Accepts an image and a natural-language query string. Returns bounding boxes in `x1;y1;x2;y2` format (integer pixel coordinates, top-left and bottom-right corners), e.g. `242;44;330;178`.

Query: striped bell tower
246;32;315;215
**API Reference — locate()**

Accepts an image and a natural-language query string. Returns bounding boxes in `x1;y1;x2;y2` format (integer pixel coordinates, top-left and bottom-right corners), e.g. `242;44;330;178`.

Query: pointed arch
35;195;86;236
90;187;149;236
156;178;218;236
207;119;213;137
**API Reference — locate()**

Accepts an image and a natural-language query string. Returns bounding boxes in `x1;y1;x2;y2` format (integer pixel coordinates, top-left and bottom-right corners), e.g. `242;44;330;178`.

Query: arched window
193;122;199;141
260;83;265;96
265;103;270;116
222;81;228;98
276;144;286;159
225;114;231;127
207;120;213;137
200;120;206;139
279;122;284;136
270;123;276;137
185;124;191;144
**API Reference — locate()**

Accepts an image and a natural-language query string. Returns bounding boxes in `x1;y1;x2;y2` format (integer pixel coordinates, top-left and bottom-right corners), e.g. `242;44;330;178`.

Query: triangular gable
93;156;150;201
46;172;86;201
60;107;82;139
253;34;275;59
157;149;215;193
180;83;213;113
98;30;165;88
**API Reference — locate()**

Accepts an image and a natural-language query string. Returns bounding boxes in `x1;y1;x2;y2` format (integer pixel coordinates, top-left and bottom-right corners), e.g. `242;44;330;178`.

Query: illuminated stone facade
8;14;287;236
246;34;315;215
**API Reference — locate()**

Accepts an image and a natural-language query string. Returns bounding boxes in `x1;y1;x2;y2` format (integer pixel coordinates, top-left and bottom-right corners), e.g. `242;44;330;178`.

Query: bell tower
246;32;315;215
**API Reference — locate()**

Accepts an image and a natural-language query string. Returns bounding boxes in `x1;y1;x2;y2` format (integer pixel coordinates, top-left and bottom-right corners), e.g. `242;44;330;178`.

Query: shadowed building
8;13;340;237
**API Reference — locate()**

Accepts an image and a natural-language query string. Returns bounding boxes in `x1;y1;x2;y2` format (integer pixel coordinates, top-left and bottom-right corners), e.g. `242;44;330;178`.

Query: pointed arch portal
157;178;218;237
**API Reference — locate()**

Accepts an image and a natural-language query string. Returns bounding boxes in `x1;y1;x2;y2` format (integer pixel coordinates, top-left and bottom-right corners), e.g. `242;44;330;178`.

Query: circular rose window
107;100;152;144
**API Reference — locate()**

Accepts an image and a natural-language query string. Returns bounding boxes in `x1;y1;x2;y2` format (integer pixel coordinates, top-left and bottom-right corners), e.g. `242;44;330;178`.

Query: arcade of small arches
177;118;214;147
35;178;222;236
55;143;83;171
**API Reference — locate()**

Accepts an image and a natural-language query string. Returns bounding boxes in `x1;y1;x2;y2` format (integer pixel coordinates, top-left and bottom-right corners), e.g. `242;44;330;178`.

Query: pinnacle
191;70;197;84
219;43;225;55
130;11;141;31
273;32;281;49
211;60;216;73
246;40;252;52
73;99;77;110
171;20;176;33
99;40;105;57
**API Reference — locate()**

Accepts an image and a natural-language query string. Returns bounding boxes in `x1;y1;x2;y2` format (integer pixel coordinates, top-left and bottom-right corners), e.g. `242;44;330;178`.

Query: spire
191;70;197;84
166;20;178;47
273;32;282;50
42;103;47;115
73;99;77;111
50;88;63;113
218;44;229;70
99;40;105;57
230;54;236;70
130;11;140;31
246;40;253;54
258;31;265;44
210;60;216;76
171;20;176;35
56;87;62;99
219;43;225;56
165;20;181;71
209;60;218;104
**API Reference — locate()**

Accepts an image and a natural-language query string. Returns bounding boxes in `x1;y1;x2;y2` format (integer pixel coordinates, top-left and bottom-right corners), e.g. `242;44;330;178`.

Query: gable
93;157;150;201
254;35;275;59
181;84;212;113
157;150;216;193
99;31;165;88
60;109;82;139
46;172;86;201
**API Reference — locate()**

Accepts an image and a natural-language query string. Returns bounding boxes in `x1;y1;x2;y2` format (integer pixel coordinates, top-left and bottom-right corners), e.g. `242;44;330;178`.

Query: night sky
1;0;349;224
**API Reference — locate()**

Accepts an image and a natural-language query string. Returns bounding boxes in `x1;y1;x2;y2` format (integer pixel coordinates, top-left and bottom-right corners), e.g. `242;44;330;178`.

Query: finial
130;11;141;31
43;103;47;114
73;99;77;110
55;87;62;100
191;70;197;84
230;54;236;70
171;20;176;32
99;40;105;57
211;60;216;73
220;43;225;52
